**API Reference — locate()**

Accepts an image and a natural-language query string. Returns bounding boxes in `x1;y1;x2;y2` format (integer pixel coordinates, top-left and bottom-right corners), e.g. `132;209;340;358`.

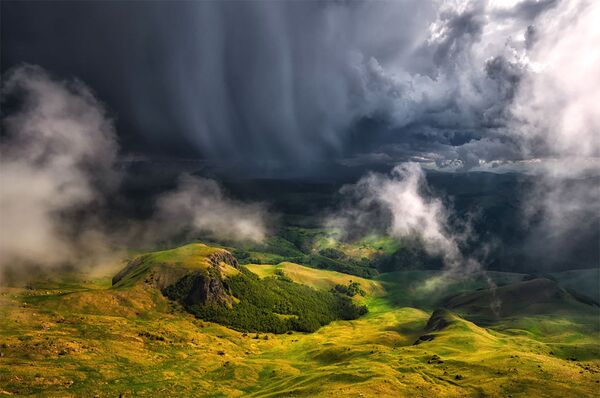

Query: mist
151;174;268;244
507;0;600;263
0;65;269;279
0;65;120;270
327;163;484;286
1;0;597;275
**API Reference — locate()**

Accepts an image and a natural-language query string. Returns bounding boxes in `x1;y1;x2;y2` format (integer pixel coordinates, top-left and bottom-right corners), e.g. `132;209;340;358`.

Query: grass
139;244;223;268
1;251;599;397
552;269;600;302
112;243;239;289
245;262;384;296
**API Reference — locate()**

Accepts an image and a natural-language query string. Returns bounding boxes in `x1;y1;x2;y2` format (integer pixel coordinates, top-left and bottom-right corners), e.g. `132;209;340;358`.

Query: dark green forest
167;268;367;333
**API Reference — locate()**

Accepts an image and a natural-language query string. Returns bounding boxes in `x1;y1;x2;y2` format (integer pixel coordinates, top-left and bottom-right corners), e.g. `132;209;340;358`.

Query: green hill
246;262;384;296
112;243;368;333
1;252;599;397
444;277;598;322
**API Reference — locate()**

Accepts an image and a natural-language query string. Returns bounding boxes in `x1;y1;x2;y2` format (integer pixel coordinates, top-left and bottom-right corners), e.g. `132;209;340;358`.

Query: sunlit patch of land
0;243;599;397
245;262;384;296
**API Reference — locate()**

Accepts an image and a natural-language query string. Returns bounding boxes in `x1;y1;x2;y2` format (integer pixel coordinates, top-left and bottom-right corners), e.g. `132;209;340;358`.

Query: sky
0;0;598;275
2;0;598;178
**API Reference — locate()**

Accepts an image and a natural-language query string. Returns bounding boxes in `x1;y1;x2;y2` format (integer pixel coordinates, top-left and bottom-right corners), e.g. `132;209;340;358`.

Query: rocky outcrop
424;308;453;333
111;246;239;306
162;270;234;307
207;251;239;269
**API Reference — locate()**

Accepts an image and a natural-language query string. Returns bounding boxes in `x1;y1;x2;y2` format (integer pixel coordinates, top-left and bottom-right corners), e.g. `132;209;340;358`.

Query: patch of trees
302;253;379;278
231;249;251;261
185;268;367;333
274;269;293;282
332;281;366;297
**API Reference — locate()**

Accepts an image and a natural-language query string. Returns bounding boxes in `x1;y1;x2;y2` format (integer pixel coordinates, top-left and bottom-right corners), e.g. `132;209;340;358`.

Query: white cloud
0;65;270;278
0;65;119;269
152;174;268;243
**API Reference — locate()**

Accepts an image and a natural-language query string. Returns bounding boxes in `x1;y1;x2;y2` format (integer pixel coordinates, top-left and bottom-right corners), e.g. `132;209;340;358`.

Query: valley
1;239;598;397
2;1;599;396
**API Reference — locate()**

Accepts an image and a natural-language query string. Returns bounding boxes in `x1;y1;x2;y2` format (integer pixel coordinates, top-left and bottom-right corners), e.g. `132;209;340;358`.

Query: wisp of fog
0;65;268;279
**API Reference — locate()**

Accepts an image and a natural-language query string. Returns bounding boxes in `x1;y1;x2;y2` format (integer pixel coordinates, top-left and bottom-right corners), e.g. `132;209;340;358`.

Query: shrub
332;281;366;297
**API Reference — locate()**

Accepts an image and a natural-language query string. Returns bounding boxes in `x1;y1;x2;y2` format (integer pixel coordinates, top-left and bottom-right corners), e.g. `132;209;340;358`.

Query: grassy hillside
245;262;384;296
552;269;600;302
223;227;448;278
444;278;598;322
1;257;599;396
112;243;240;289
110;243;368;334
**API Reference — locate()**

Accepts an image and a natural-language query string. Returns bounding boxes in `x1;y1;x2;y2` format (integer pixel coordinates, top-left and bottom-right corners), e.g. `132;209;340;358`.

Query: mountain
111;243;368;333
2;253;599;397
443;277;599;322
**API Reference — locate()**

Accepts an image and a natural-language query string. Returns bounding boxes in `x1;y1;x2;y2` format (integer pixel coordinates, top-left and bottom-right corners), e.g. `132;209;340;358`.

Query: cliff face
207;251;239;269
161;267;235;307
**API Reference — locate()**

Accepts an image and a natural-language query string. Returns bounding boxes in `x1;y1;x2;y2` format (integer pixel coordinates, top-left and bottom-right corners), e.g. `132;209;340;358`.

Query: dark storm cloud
0;0;527;173
1;0;596;176
1;0;598;275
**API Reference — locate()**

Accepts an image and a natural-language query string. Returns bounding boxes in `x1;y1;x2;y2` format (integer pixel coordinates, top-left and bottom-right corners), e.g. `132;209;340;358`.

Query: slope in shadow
443;277;599;322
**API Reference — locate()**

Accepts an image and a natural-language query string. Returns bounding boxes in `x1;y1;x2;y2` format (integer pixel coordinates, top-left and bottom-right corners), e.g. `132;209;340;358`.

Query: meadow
1;242;598;397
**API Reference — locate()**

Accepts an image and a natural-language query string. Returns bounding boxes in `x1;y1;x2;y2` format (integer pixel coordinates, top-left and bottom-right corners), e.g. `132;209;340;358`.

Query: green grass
552;269;600;302
174;267;368;333
140;244;223;267
112;243;241;290
1;255;599;397
108;243;368;334
355;234;402;255
246;262;383;296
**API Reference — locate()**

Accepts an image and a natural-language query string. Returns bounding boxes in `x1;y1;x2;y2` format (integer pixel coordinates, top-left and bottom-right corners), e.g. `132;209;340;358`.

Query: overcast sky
2;0;598;177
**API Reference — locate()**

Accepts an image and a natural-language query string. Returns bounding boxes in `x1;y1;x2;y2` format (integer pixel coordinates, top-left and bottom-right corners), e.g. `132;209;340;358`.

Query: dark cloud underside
1;0;597;178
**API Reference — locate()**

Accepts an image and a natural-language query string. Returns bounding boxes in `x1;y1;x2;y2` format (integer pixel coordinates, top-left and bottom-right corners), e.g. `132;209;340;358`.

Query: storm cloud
0;65;120;269
2;0;583;172
0;66;269;276
1;1;597;272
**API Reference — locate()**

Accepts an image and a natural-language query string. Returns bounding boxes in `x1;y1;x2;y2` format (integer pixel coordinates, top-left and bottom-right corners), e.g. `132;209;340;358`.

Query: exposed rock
162;270;234;307
207;251;239;269
413;334;435;345
428;354;444;364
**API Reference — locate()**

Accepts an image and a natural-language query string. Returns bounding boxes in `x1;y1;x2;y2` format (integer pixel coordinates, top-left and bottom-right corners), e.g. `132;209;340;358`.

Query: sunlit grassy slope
1;245;599;397
113;243;240;289
245;262;384;296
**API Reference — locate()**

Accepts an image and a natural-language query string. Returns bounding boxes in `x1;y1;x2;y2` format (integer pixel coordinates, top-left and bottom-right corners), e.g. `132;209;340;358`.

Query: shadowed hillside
444;278;599;322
